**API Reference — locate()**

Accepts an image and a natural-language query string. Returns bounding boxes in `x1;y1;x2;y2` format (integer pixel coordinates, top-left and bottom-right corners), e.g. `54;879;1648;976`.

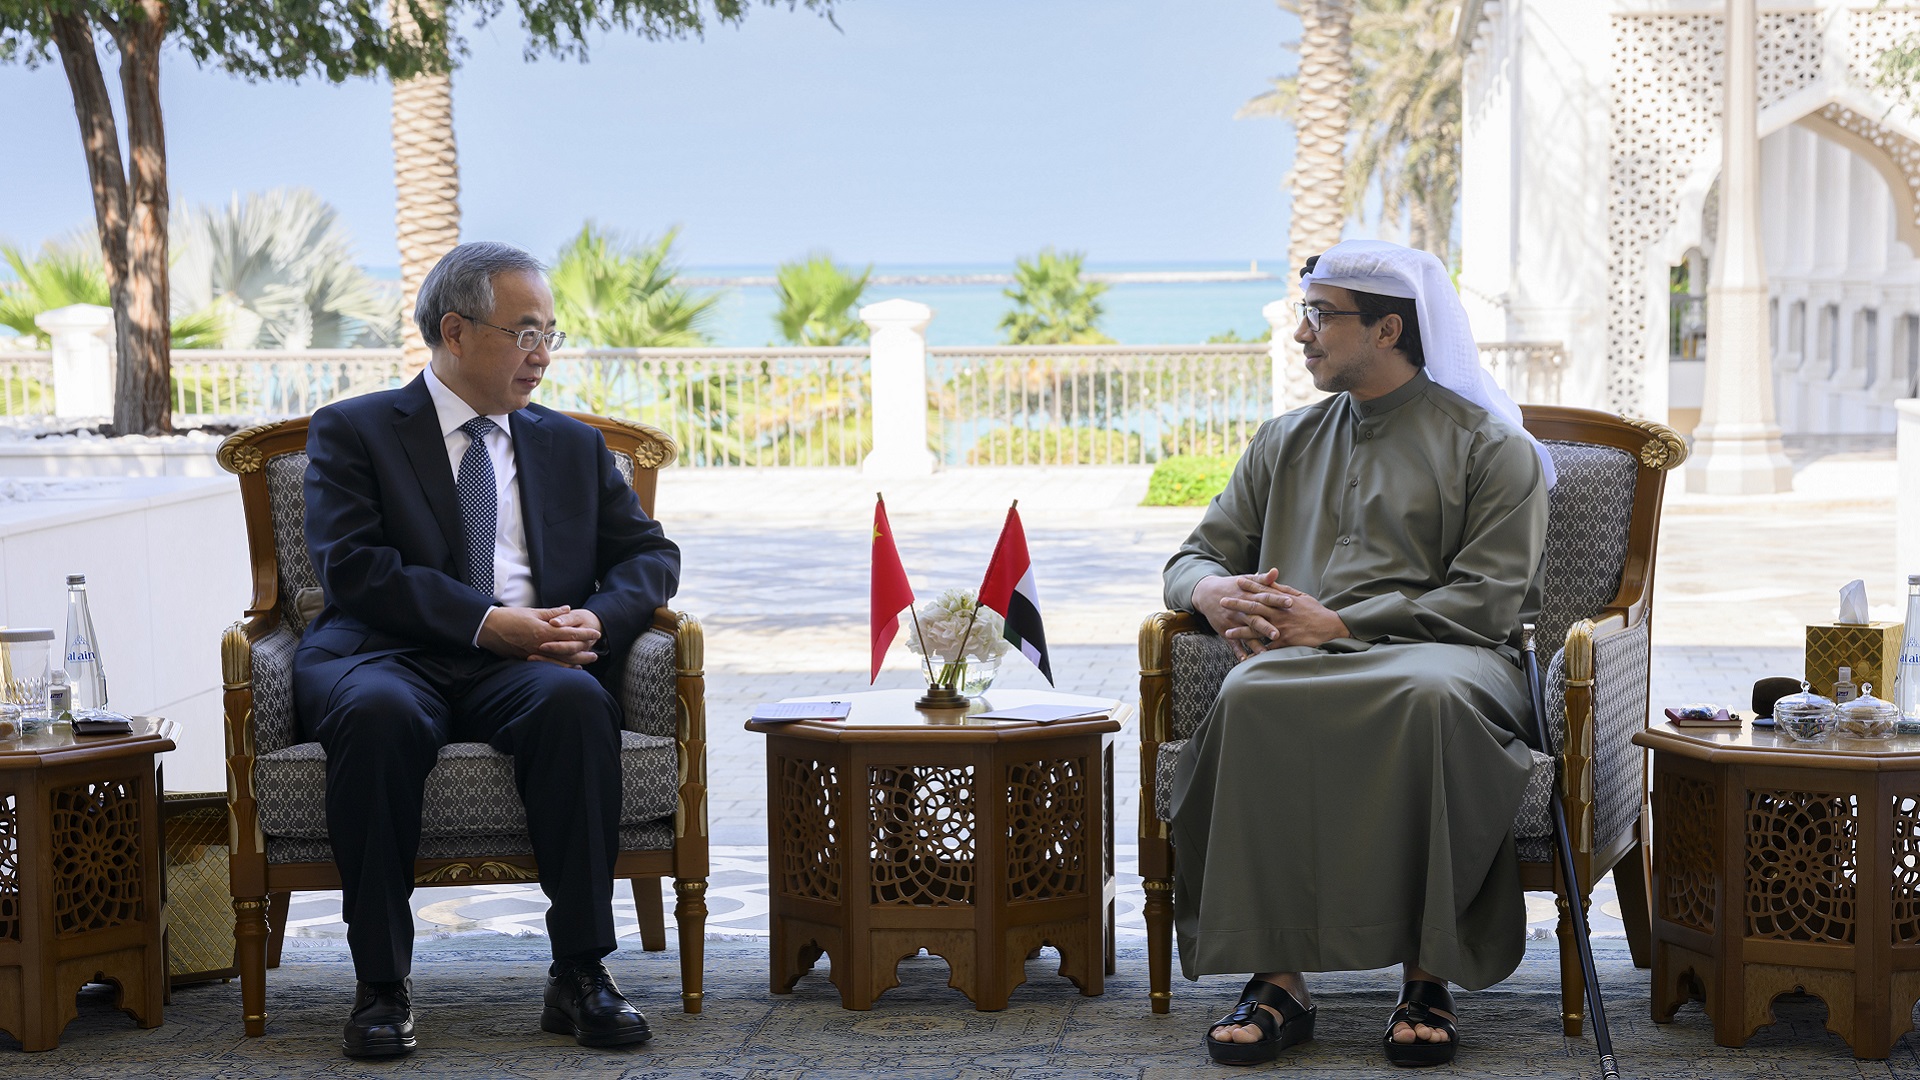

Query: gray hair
414;241;546;347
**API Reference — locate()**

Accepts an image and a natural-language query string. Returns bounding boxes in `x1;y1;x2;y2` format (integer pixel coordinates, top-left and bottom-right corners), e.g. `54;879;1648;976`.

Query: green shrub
966;426;1142;465
1143;454;1238;506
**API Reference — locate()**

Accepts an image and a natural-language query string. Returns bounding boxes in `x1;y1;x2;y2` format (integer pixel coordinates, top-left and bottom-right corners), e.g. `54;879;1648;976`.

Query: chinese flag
870;495;915;683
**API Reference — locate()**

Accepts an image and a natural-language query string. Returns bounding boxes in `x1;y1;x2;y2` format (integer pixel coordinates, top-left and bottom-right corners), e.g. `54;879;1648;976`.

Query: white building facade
1458;0;1920;436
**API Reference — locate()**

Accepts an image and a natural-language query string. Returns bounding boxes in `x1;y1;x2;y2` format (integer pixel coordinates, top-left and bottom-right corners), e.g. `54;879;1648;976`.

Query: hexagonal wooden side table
1638;719;1920;1059
0;717;176;1051
749;689;1122;1011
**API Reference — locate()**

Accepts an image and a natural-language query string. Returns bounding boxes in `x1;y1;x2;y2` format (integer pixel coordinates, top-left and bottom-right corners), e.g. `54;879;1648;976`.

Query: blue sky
1;1;1300;270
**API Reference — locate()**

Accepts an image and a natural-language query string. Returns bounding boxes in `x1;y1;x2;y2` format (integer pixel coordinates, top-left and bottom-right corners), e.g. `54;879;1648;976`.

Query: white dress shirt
423;366;533;642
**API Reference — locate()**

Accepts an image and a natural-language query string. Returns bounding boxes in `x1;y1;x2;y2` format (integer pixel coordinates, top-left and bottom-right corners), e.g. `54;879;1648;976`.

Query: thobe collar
1346;369;1432;421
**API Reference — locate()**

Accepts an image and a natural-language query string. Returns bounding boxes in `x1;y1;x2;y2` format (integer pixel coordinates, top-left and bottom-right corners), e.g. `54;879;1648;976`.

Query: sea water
688;261;1288;347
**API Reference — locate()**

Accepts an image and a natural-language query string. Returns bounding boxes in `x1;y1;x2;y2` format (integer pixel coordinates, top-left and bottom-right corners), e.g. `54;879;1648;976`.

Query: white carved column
1687;0;1792;493
859;298;936;477
1263;300;1318;415
34;303;116;419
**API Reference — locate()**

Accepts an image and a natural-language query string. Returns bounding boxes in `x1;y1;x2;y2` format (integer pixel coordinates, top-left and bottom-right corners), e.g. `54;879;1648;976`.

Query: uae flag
870;495;915;683
977;503;1053;684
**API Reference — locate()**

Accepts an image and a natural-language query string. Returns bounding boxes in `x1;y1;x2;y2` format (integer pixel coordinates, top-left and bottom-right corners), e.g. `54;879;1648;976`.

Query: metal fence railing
927;344;1273;465
0;352;53;417
538;348;870;467
169;349;409;420
0;338;1571;463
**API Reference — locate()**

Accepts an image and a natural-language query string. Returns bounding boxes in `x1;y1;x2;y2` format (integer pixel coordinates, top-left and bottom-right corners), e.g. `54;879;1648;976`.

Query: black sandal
1204;977;1316;1066
1383;979;1458;1068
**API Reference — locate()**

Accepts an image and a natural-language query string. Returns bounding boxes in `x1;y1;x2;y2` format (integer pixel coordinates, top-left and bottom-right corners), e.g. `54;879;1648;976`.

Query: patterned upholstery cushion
1171;633;1236;741
1592;619;1651;846
622;628;677;738
1152;739;1188;822
1512;749;1559;842
251;625;303;756
255;728;679;840
1534;442;1636;657
266;818;676;865
1514;620;1651;846
264;451;319;638
1516;834;1553;863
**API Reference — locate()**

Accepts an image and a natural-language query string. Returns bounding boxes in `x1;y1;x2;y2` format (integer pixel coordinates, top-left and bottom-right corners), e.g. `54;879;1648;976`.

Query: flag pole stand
915;684;969;710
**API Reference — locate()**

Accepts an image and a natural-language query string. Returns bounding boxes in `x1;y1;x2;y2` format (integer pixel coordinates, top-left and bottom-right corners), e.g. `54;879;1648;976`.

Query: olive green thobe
1165;370;1548;990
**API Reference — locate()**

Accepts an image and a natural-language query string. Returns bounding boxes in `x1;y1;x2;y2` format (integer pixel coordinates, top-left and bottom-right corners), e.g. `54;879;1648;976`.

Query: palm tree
169;188;400;349
1343;0;1460;262
549;224;720;348
772;254;871;345
1243;0;1462;265
1241;0;1352;280
389;0;460;371
1;237;222;349
998;248;1113;345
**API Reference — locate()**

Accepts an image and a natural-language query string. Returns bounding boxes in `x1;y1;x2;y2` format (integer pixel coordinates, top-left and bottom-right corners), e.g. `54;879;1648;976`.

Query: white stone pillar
1687;0;1792;493
859;298;936;477
1263;300;1317;415
34;304;115;419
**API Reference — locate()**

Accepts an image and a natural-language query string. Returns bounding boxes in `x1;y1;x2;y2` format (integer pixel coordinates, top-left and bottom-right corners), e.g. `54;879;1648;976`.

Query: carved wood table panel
0;717;176;1051
1637;720;1920;1059
749;689;1122;1011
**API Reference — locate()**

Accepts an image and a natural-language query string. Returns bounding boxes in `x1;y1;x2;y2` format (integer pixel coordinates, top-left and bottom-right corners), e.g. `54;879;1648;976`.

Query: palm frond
1243;0;1464;262
170;188;398;349
999;248;1113;345
551;224;720;348
773;253;871;346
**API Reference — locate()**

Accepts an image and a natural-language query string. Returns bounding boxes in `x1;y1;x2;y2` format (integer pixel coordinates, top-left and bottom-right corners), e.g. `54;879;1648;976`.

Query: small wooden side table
0;716;176;1051
1638;719;1920;1059
748;688;1122;1011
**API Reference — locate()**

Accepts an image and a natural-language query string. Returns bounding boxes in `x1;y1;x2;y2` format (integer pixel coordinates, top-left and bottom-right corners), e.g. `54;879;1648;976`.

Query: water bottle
1898;574;1920;728
63;574;108;713
47;669;71;724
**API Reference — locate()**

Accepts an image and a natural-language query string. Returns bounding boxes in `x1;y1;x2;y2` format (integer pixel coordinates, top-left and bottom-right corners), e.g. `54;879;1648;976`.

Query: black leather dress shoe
343;978;417;1058
541;960;652;1047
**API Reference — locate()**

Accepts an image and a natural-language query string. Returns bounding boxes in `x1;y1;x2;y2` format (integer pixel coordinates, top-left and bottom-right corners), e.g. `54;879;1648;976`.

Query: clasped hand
477;605;603;667
1193;570;1349;661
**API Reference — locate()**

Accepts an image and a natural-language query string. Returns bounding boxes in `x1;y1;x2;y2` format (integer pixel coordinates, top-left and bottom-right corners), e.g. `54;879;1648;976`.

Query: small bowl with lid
1835;682;1900;740
1774;682;1835;742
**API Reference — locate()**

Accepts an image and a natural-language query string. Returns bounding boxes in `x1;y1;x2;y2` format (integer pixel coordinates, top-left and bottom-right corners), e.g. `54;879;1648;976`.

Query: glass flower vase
929;654;1001;698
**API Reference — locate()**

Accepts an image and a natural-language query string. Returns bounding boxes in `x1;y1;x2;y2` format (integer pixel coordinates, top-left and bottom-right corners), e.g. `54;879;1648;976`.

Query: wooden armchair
214;414;708;1037
1137;406;1686;1036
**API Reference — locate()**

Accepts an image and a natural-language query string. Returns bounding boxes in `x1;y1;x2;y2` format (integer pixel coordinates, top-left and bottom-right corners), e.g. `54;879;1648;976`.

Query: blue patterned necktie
456;416;499;596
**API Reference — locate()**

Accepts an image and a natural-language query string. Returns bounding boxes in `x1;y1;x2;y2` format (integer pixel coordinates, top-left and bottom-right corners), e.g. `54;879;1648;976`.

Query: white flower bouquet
905;588;1008;691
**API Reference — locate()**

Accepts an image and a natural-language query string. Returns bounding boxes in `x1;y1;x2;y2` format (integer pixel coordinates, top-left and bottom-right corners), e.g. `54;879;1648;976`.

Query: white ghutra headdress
1300;239;1555;486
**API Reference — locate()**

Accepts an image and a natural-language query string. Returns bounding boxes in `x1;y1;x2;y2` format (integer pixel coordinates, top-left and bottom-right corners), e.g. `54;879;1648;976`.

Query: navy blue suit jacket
294;375;681;710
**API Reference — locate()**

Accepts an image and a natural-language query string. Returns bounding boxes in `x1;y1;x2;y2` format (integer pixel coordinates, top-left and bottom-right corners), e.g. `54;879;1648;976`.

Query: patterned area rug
9;936;1919;1078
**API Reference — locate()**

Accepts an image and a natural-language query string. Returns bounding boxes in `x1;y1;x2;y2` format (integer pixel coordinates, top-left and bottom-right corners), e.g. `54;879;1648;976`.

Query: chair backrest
1521;407;1686;653
216;409;678;639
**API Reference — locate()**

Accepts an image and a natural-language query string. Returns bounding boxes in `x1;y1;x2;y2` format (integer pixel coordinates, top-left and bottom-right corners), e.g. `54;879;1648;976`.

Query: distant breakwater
679;269;1279;288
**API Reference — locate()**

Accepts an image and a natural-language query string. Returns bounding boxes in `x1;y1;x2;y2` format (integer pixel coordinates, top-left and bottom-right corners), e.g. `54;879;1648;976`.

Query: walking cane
1522;624;1621;1080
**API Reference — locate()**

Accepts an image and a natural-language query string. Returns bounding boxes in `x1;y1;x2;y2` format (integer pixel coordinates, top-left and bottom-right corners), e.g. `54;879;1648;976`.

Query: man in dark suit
295;241;679;1058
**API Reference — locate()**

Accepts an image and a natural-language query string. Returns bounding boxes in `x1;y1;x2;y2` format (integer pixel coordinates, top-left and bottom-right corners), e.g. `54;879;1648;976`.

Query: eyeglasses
1291;302;1368;334
463;315;566;353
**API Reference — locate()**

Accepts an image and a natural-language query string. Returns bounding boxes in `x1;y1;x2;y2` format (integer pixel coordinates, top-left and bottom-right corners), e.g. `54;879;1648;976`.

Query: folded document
751;700;853;723
971;703;1110;723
